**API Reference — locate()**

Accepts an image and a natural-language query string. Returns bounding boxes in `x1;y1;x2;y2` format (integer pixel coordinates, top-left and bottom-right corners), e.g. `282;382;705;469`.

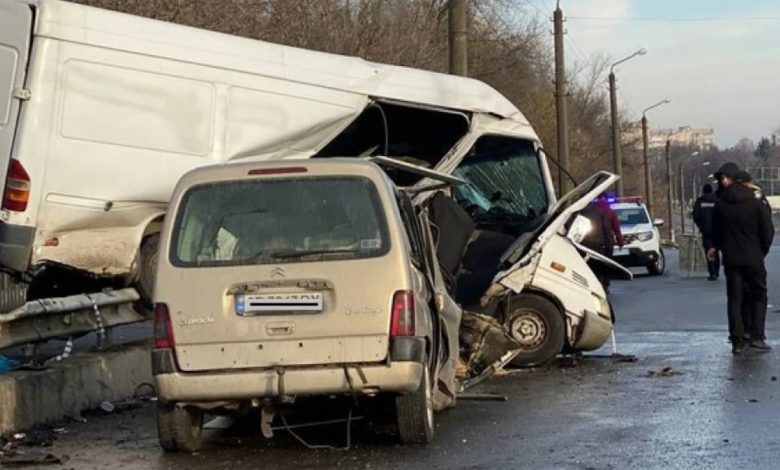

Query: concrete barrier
0;341;151;434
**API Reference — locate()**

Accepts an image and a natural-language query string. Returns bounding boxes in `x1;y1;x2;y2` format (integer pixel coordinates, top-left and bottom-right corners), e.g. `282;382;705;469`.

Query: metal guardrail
0;288;143;350
0;273;27;313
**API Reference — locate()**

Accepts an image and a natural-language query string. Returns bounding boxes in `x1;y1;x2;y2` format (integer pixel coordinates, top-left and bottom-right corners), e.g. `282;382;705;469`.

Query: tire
137;234;160;309
157;402;203;453
506;295;565;367
647;249;665;276
395;364;434;444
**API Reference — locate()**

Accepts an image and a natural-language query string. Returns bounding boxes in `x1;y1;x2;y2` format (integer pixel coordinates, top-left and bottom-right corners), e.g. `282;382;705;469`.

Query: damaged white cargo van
0;0;628;364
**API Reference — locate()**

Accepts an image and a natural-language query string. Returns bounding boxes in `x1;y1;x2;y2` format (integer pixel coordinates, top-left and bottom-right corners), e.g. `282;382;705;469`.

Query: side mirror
653;218;665;227
567;215;593;244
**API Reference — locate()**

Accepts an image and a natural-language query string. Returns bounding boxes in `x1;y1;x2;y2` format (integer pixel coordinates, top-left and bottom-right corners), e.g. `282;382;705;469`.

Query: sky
536;0;780;147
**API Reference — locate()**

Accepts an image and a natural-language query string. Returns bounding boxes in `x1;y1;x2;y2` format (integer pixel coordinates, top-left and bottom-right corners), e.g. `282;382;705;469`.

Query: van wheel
157;402;203;453
506;295;565;367
647;250;665;276
137;234;160;309
395;364;434;444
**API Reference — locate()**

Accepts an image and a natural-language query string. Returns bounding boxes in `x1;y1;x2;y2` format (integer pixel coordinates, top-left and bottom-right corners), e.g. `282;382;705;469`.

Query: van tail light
390;291;415;337
3;159;31;212
154;303;175;349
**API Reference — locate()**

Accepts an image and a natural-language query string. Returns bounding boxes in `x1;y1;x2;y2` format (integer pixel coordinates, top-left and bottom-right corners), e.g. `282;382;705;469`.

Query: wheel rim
509;310;547;351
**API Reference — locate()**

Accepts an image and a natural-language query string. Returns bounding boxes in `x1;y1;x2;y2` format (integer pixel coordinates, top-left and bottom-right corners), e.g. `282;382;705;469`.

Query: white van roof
30;0;527;122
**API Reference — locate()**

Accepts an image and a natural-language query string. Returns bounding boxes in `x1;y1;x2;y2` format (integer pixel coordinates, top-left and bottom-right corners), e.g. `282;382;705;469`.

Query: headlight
567;215;593;244
637;231;654;242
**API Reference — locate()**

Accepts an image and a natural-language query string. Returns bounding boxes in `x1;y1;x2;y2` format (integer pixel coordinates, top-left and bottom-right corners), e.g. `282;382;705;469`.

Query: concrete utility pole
641;99;670;215
609;48;646;196
553;2;571;194
679;162;686;234
665;139;675;243
448;0;468;77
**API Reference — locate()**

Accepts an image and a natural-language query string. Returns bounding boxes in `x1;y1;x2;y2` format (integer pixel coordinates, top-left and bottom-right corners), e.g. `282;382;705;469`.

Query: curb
0;341;151;435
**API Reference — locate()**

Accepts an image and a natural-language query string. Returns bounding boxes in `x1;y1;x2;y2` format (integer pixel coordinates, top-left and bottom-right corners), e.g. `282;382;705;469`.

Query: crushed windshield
171;176;390;267
452;136;549;233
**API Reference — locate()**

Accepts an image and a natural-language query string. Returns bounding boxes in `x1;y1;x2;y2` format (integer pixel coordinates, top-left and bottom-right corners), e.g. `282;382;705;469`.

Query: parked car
152;159;464;451
610;199;666;275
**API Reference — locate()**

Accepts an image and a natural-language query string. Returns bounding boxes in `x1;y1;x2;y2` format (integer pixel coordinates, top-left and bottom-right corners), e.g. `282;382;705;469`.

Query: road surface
11;248;780;469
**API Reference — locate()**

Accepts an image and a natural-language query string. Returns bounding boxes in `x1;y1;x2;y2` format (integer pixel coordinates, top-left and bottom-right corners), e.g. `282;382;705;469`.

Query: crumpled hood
723;184;755;204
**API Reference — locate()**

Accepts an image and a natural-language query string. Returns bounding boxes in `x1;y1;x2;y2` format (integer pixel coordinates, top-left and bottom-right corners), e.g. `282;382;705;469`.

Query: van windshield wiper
245;247;358;263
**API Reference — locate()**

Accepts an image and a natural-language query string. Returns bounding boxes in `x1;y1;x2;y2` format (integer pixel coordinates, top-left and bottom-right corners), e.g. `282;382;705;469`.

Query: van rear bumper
0;222;34;272
153;349;424;402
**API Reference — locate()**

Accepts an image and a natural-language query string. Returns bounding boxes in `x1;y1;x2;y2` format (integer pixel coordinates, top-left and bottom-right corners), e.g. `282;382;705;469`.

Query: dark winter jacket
712;184;775;266
692;193;717;236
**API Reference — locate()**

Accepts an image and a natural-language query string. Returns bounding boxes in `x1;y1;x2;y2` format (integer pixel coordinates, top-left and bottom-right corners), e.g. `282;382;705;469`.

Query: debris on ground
611;353;638;363
89;399;142;416
646;367;680;378
0;449;68;467
99;401;115;413
457;393;509;402
0;355;19;374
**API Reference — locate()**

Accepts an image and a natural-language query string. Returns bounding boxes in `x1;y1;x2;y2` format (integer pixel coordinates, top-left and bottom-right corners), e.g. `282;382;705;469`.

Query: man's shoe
732;342;746;354
750;340;772;351
707;275;717;281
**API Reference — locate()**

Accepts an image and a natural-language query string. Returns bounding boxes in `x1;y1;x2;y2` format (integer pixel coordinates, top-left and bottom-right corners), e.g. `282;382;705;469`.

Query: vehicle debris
646;367;680;378
0;355;19;374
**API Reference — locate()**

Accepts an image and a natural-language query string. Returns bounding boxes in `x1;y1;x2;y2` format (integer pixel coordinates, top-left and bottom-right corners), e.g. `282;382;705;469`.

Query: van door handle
266;322;295;336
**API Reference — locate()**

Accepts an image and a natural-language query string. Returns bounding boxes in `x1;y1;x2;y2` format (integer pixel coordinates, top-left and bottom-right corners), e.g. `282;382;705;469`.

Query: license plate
236;293;323;315
613;248;628;256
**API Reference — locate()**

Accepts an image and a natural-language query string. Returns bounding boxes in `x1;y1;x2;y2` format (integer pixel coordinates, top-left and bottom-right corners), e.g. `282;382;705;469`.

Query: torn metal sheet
458;310;521;389
0;288;142;349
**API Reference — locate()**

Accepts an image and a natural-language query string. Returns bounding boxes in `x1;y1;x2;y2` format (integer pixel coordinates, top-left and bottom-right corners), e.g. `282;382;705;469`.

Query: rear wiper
245;248;357;262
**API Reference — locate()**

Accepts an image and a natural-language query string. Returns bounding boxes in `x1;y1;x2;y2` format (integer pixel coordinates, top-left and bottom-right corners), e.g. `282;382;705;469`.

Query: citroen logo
270;266;286;278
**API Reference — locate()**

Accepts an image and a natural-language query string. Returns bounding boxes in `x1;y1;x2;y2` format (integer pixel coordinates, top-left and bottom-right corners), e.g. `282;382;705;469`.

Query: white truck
1;0;629;363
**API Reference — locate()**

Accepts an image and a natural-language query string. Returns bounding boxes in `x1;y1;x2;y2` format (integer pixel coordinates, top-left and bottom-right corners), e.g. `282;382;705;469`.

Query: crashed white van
1;0;524;304
0;0;628;364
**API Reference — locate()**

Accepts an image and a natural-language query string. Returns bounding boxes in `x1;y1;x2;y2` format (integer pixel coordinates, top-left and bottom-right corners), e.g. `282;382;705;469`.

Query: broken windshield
171;176;390;267
452;136;549;233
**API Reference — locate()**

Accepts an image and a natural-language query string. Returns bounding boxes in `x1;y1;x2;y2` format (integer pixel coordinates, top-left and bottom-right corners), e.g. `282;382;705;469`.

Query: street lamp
642;98;671;215
609;48;647;196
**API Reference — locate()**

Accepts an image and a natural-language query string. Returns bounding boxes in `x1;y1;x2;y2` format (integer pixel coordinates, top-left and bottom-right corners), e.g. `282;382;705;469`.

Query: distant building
622;125;715;150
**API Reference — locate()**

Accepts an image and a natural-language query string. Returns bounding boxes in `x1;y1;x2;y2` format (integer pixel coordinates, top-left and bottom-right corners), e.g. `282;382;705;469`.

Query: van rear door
0;0;32;186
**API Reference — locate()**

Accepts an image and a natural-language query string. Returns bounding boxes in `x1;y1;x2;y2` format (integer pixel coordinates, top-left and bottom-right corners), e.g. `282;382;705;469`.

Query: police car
610;197;666;275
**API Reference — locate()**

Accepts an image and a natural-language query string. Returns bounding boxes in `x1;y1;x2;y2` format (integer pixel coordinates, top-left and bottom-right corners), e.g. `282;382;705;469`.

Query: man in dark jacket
693;184;719;280
709;163;775;353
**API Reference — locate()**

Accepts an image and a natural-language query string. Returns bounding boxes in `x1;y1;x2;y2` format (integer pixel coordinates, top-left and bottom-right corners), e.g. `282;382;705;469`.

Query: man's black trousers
724;264;768;342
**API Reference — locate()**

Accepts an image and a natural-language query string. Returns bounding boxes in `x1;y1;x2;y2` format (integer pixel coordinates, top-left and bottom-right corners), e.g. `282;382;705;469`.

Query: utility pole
641;99;670;215
607;48;646;196
609;72;623;195
642;115;652;213
679;163;686;234
553;2;571;194
665;139;675;243
448;0;468;77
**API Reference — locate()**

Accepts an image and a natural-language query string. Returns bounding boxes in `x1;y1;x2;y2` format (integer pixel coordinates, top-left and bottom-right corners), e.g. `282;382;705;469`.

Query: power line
568;15;780;22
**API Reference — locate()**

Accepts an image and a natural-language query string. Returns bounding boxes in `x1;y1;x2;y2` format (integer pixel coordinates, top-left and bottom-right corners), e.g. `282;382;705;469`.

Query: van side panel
0;0;32;185
12;37;365;274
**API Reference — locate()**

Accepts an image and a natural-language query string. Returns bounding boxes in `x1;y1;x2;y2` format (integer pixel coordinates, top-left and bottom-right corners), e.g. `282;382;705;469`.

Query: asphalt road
13;248;780;470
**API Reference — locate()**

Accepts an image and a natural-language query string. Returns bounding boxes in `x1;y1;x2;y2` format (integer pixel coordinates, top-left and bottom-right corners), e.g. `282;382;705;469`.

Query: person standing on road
595;193;624;256
709;163;775;354
579;194;624;291
693;184;719;281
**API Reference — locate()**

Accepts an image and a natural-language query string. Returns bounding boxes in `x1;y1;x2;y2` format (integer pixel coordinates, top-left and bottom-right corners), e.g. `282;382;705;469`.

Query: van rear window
171;176;390;267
